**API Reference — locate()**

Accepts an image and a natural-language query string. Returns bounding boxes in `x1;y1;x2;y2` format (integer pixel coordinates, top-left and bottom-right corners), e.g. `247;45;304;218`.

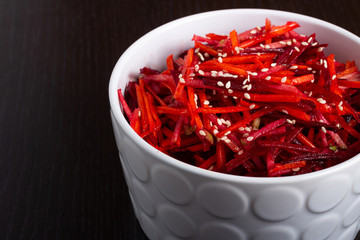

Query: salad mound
118;19;360;177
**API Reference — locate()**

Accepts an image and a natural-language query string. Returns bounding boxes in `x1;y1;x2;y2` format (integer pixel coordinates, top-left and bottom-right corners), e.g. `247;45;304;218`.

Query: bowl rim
109;8;360;184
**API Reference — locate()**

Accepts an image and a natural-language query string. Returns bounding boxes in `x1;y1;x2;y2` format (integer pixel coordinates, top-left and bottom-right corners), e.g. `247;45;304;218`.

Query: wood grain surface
1;0;359;239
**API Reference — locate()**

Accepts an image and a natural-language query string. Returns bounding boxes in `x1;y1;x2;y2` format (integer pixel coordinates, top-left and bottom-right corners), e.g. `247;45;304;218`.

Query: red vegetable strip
290;74;314;85
269;161;306;175
328;54;341;96
130;108;141;135
229;29;240;53
216;141;227;170
258;141;321;153
117;89;133;121
187;86;204;130
135;84;148;132
166;54;175;71
296;132;317;148
199;155;217;169
239;21;300;48
265;18;272;44
194;41;219;56
140;80;156;132
195;105;258;114
170;116;184;147
245;93;301;103
336;116;360;140
197;90;212;131
338;80;360;88
246;118;286;143
211;62;248;76
155;106;189;115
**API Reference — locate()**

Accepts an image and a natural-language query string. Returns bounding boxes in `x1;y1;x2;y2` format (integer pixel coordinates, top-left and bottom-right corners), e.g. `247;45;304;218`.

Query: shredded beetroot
118;19;360;177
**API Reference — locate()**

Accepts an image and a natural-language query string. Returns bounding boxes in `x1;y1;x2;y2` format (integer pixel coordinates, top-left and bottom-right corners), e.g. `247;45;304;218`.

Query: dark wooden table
1;0;360;239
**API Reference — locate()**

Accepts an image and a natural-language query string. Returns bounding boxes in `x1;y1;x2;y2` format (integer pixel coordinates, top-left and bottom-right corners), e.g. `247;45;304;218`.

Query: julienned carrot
119;19;360;177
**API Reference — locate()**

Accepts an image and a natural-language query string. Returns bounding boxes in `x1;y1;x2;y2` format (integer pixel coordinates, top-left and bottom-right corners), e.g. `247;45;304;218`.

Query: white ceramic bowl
109;9;360;240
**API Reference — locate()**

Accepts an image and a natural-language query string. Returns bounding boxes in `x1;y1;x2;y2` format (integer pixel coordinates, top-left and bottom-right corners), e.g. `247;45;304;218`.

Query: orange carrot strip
229;29;240;52
194;41;219;56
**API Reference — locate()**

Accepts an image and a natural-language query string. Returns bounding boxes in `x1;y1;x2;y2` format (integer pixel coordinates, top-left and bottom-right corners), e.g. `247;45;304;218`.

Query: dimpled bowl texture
109;9;360;240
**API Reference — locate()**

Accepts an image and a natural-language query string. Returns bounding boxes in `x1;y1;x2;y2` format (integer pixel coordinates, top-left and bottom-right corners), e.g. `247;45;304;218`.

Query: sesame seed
292;167;300;172
224;131;231;136
317;98;326;104
250;29;257;34
290;65;298;70
292;120;296;124
218;57;223;63
294;46;300;52
332;75;336;80
138;110;141;117
301;41;309;46
321;126;327;133
261;68;269;72
243;133;249;137
211;72;217;77
339;101;343;106
265;76;272;80
218;71;223;76
251;72;258;76
279;41;286;45
245;127;251;132
199;130;206;136
281;77;287;83
239;127;245;131
307;37;313;43
228;89;233;94
286;119;293;124
237;150;244;155
179;78;185;83
287;41;292;46
203;100;210;105
221;118;226;124
247;136;254;141
222;53;227;58
189;73;195;77
249;104;255;109
223;95;228;98
265;45;270;49
308;91;313;97
256;26;261;30
247;84;252;91
213;129;219;135
235;46;240;54
318;47;324;52
244;93;251;99
312;42;318;46
312;70;316;74
242;85;249;89
217;81;224;87
323;60;328;69
260;43;265;48
233;96;238;100
197;52;205;61
204;53;209;58
225;120;231;127
220;136;227;141
195;65;199;72
212;89;216;95
292;39;297;43
195;48;200;53
282;109;289;114
271;63;277;67
307;67;312;71
225;81;231;89
224;138;231;144
336;123;341;129
217;118;222;125
339;105;344;111
320;59;323;65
